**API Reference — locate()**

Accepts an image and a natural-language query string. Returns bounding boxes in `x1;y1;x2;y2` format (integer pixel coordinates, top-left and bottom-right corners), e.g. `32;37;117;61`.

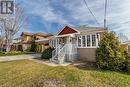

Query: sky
16;0;130;39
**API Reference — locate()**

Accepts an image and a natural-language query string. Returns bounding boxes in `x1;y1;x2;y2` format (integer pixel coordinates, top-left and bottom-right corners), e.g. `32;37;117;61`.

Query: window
77;36;81;47
87;35;90;47
92;34;96;46
96;33;100;46
82;36;86;47
77;34;100;48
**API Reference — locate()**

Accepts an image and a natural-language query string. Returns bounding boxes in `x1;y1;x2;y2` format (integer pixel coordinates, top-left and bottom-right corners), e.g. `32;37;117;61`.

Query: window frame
77;36;82;47
92;34;96;46
82;35;86;47
77;33;100;48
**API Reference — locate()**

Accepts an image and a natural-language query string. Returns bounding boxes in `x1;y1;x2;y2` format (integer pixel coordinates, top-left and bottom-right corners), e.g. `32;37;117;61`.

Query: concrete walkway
29;58;71;66
0;54;41;62
0;54;71;66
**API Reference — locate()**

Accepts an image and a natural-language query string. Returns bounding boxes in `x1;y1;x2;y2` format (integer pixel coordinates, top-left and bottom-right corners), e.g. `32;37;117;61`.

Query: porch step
50;57;59;64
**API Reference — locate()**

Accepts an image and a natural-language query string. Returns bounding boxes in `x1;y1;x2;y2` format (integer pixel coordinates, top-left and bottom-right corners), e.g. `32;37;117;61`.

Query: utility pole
104;0;107;28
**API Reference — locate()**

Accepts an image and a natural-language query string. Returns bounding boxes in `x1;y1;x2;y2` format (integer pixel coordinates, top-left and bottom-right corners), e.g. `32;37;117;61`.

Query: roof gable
21;32;34;36
58;26;78;35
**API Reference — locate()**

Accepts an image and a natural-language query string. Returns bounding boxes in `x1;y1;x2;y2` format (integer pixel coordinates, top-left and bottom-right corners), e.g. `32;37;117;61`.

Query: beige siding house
12;32;52;52
38;26;107;64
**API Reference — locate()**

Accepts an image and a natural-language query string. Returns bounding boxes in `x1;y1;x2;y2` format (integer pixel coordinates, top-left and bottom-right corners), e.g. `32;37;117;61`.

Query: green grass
0;60;130;87
0;51;33;57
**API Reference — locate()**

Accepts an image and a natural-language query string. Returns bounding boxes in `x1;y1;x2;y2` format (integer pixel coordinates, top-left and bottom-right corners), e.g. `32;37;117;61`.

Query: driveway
0;54;41;62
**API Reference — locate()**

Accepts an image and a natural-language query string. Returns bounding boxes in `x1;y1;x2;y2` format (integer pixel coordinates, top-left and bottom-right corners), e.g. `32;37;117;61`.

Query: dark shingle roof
74;27;107;32
21;32;34;36
35;33;47;36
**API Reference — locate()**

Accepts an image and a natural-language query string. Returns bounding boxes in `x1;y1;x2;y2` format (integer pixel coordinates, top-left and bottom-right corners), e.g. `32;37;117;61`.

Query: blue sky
17;0;130;39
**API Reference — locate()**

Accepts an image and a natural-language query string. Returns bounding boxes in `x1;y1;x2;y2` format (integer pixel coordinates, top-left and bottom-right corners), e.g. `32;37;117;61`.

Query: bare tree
118;33;129;43
0;6;27;52
0;19;6;51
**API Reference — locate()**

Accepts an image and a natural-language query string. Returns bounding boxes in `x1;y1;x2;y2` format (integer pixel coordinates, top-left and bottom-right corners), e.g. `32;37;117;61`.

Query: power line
104;0;107;28
83;0;100;26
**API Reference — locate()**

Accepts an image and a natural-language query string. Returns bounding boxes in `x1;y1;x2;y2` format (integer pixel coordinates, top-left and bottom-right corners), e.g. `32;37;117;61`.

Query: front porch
49;34;78;64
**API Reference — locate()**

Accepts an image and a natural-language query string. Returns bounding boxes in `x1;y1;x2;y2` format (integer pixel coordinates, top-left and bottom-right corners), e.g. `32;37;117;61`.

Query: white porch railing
51;44;77;64
51;45;61;60
57;44;67;64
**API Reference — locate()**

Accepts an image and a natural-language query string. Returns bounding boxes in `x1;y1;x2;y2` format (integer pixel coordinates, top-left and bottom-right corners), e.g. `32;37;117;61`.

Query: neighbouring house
37;26;107;64
12;32;52;52
21;32;34;51
11;37;22;51
0;36;6;51
34;33;53;52
121;41;130;57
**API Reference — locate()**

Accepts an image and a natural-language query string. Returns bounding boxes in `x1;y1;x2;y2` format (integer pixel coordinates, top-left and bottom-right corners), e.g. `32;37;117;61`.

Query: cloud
61;0;130;39
17;0;72;32
17;0;130;39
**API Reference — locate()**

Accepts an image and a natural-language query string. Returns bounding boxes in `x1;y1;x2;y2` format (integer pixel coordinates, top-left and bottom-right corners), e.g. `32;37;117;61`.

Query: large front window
82;36;86;47
87;35;90;47
92;34;96;46
77;33;100;48
78;36;81;47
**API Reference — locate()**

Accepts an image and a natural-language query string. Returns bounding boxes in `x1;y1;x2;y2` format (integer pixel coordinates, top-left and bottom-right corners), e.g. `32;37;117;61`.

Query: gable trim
57;26;80;35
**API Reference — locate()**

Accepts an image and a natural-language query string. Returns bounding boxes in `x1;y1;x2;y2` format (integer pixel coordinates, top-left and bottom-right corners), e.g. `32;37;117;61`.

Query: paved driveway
0;54;41;62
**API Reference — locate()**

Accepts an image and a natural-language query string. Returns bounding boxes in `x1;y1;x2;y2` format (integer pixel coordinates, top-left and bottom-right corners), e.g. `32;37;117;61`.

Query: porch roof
35;38;49;42
55;34;76;38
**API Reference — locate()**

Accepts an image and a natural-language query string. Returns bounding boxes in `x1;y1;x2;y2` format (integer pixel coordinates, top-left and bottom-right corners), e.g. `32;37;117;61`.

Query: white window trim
90;34;92;47
92;34;96;47
77;33;100;48
86;35;87;47
86;34;91;47
77;36;82;47
81;36;83;47
96;34;98;47
82;35;86;47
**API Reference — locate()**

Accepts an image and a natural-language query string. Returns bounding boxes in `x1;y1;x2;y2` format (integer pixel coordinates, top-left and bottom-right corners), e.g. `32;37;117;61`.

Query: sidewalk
0;54;71;66
0;54;41;62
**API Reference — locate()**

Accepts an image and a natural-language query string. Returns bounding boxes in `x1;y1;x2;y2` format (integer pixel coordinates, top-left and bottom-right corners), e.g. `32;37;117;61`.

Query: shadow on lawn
73;61;130;76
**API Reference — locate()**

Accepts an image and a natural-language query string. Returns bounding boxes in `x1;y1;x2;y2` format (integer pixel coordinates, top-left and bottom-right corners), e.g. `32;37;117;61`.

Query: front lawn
0;51;32;57
0;60;130;87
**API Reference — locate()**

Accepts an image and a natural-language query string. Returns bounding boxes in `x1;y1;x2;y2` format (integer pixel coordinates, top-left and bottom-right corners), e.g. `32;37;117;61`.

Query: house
12;32;52;52
11;37;22;51
121;41;130;56
0;36;6;51
37;26;107;64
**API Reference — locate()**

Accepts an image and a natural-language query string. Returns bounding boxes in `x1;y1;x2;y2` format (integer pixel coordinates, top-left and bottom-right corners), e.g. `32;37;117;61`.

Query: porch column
55;39;57;48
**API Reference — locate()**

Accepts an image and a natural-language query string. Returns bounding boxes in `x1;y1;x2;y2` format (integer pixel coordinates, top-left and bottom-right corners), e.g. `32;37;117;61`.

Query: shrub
96;32;128;71
25;46;31;52
41;47;54;59
30;39;37;52
36;44;43;53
